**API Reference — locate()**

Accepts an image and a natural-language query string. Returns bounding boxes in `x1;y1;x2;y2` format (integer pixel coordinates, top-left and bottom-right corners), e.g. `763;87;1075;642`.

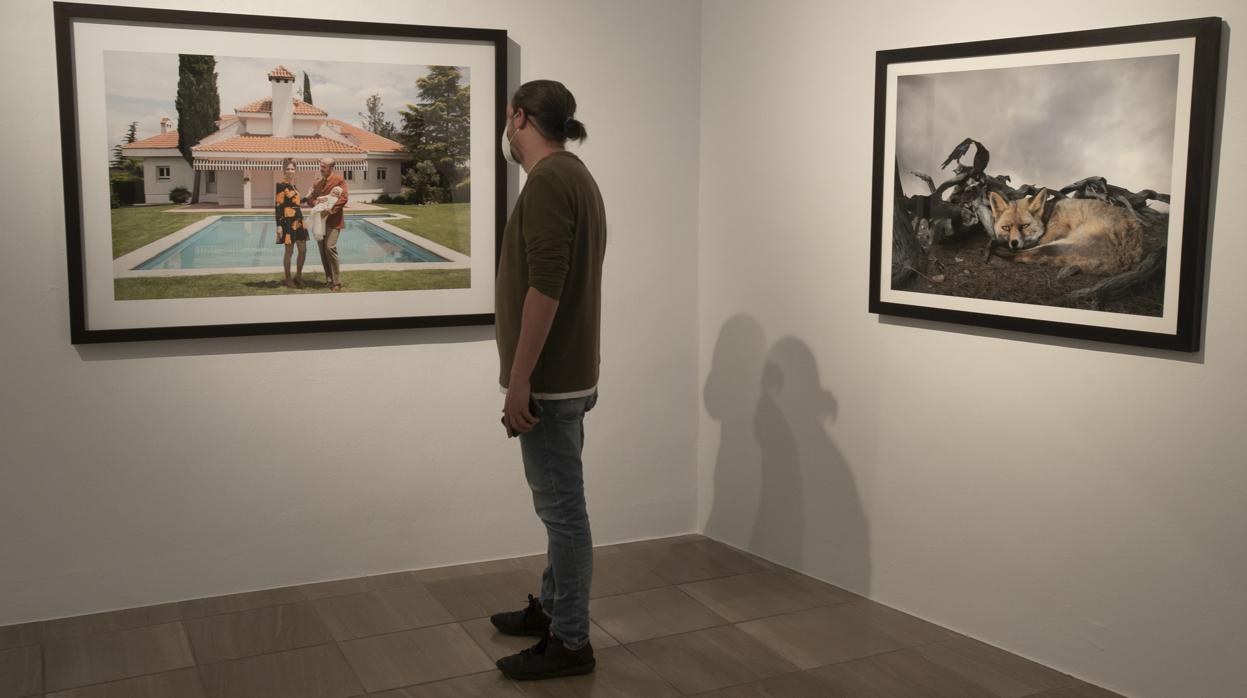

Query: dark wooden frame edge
868;16;1223;353
54;1;509;344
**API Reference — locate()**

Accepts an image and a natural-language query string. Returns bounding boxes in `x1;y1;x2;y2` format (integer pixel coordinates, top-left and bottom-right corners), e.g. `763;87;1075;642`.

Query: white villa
123;65;407;206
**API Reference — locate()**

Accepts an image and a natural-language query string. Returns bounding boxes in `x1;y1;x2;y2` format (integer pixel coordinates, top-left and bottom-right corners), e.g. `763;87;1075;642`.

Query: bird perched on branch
940;137;991;175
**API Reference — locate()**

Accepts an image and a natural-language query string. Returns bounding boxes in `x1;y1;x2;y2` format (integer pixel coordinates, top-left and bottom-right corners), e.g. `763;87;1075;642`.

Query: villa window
205;170;217;194
157;165;171;180
362;170;368;180
344;170;354;181
376;167;387;181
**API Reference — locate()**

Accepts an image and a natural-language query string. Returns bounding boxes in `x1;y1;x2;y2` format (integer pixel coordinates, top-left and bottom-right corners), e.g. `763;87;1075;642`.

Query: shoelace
522;594;541;621
521;633;550;656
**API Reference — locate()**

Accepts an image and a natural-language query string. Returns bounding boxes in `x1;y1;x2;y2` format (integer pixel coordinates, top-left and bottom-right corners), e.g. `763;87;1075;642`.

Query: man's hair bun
564;117;587;142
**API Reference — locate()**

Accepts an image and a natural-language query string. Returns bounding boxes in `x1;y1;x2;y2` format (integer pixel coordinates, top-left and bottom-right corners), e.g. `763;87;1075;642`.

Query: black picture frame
54;2;508;343
869;17;1223;352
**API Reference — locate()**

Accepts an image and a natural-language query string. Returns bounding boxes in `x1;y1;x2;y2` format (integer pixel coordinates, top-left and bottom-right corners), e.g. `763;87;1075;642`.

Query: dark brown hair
511;79;587;144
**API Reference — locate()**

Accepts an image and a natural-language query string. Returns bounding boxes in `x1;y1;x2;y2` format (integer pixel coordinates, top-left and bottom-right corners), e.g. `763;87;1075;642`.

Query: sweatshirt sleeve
521;171;575;300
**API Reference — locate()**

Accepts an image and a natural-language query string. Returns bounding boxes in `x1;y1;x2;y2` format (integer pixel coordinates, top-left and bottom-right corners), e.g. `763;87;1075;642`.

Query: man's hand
502;378;539;436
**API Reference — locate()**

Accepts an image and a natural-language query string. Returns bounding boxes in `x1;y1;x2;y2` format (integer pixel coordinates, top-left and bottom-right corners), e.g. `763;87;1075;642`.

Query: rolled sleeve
522;172;575;300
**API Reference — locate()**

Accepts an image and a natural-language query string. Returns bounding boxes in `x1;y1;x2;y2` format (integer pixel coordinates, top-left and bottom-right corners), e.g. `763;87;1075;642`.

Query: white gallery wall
0;0;701;626
4;0;1245;694
698;1;1245;697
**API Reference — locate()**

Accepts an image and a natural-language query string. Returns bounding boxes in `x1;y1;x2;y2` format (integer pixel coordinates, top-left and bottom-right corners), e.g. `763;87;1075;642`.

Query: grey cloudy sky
895;54;1179;196
103;52;469;156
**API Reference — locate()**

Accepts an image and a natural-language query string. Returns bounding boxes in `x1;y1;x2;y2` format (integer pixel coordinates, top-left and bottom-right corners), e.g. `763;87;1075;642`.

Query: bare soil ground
899;214;1168;317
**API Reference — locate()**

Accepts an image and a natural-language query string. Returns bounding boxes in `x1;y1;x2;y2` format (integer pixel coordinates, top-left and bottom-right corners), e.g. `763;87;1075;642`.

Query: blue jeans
519;391;598;650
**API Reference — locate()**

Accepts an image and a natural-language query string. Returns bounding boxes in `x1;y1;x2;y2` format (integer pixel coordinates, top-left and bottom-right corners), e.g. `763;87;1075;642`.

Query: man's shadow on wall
703;314;870;595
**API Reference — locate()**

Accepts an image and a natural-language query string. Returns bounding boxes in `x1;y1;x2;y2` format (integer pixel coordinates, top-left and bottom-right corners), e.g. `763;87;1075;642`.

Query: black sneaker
496;631;595;680
490;594;551;637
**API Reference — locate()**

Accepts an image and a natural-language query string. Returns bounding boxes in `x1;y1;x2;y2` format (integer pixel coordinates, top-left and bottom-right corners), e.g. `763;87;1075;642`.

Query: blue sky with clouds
103;52;469;157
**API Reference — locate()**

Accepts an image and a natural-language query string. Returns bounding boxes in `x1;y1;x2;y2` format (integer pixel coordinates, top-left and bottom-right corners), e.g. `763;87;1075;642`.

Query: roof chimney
268;65;295;138
159;117;172;134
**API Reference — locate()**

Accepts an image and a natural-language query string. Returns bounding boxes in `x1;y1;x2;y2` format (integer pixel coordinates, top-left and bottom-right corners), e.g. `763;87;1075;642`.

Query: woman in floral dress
275;158;308;289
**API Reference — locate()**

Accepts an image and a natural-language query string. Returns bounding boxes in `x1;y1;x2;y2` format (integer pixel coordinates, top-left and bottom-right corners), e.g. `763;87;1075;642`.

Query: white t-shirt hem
498;384;598;400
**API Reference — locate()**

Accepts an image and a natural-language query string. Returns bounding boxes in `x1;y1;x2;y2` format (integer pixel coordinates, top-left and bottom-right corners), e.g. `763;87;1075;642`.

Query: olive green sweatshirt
496;151;607;397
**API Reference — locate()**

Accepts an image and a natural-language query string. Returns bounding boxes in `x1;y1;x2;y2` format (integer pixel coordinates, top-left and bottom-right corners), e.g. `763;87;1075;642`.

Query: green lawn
114;269;470;300
111;205;221;259
375;203;471;256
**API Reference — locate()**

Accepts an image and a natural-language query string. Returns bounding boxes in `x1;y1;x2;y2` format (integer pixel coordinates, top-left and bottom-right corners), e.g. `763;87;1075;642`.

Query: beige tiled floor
0;535;1126;697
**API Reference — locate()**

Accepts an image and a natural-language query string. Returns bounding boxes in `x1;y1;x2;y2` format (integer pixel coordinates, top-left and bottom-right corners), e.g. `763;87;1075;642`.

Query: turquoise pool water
134;215;448;270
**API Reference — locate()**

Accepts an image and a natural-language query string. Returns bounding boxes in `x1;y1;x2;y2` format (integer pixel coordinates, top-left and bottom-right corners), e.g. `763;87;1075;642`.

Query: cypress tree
175;55;220;204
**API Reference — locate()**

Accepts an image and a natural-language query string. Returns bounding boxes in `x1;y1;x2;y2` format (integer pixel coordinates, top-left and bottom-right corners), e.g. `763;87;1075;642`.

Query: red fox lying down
989;189;1143;275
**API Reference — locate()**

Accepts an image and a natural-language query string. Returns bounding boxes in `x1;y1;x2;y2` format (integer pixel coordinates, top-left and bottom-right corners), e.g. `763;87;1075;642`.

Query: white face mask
500;113;519;166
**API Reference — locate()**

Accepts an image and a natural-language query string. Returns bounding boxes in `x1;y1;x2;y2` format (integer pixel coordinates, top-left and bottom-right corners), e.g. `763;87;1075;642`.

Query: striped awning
193;157;368;172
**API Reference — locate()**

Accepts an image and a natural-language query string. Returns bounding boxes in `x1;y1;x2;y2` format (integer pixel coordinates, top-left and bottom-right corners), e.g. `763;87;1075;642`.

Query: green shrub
109;175;144;206
168;186;191;204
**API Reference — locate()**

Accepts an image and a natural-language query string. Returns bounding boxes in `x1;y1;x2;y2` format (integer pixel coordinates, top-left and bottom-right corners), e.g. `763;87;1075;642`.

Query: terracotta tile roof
327;119;406;153
192;135;366;154
236;97;327;116
268;65;295;80
123;132;179;149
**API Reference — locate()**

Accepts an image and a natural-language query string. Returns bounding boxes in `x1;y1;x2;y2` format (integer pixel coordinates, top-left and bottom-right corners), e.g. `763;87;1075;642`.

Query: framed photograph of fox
870;17;1223;352
55;2;507;343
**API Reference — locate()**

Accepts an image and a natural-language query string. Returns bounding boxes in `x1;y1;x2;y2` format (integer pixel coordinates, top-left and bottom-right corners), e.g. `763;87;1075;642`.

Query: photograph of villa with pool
106;51;472;300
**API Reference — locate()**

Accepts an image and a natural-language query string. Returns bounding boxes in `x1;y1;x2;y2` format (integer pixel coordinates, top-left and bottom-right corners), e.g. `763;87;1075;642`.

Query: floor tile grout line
18;534;1120;697
177;618;215;698
618;622;966;697
457;615;511;664
594;588;863;643
1016;684;1097;698
179;620;201;668
28;542;873;694
589;614;623;647
42;657;200;696
907;630;1093;693
343;667;529;696
614;641;689;696
324;638;370;697
297;575;427;602
305;583;457;644
46;639;355;695
44;581;439;645
3;536;711;641
39;620;200;696
41;620;990;698
189;633;338;669
40;575;418;637
175;585;313;623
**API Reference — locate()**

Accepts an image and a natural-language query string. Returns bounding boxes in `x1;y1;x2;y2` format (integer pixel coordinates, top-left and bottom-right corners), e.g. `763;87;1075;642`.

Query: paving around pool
113;213;469;279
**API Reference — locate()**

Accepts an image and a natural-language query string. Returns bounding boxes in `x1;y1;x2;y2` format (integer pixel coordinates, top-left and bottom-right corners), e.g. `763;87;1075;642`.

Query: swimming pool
133;215;448;270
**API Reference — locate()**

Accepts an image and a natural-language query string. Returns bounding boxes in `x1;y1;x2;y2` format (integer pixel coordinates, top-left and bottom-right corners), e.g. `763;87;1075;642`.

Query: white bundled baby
306;186;343;242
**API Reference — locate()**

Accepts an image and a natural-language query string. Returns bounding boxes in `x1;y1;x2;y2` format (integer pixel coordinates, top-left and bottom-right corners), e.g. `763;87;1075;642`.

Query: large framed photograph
55;2;506;343
870;18;1222;352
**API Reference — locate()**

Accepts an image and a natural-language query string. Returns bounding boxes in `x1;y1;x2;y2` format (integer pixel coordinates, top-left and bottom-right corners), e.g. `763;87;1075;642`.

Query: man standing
491;80;606;681
305;157;348;291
